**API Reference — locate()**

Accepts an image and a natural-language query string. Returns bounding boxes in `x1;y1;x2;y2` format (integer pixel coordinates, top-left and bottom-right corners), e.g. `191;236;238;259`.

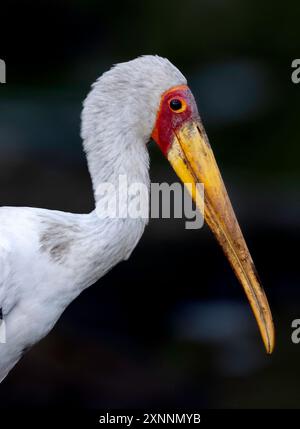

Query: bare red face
151;85;199;156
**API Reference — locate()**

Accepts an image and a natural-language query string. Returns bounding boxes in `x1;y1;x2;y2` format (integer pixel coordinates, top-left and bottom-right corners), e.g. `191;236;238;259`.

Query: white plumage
0;56;186;381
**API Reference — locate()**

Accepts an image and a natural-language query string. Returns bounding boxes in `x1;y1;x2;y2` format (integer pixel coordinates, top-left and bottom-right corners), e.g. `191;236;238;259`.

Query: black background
0;0;299;408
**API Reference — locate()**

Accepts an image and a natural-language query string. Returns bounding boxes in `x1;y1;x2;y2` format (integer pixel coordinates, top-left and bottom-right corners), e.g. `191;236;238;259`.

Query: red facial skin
151;85;199;156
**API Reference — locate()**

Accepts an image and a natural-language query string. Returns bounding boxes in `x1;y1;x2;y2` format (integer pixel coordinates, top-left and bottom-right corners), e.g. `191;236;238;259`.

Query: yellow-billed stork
0;56;274;382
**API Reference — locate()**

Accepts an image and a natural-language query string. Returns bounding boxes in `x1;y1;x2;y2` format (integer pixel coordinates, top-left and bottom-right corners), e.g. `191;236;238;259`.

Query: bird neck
81;79;152;247
84;129;150;210
81;76;152;210
61;130;150;288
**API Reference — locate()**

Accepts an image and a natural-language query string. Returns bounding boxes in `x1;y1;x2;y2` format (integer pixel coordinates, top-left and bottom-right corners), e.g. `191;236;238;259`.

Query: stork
0;56;274;383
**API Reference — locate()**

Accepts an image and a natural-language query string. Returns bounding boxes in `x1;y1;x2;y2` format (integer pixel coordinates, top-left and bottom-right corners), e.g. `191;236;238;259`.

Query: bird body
0;206;147;381
0;56;274;382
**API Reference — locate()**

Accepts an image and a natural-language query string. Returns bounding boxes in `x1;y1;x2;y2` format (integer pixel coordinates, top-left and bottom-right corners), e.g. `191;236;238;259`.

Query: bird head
82;56;275;353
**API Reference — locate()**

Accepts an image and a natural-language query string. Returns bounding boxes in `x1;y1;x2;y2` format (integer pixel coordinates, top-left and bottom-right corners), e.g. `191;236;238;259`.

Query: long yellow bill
168;120;275;354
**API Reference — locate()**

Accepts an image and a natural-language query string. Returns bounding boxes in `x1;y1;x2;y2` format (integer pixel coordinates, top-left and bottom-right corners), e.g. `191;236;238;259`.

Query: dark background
0;0;299;408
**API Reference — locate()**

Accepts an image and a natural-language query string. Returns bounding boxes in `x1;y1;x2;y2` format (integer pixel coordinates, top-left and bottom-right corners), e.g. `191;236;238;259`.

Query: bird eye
169;98;186;113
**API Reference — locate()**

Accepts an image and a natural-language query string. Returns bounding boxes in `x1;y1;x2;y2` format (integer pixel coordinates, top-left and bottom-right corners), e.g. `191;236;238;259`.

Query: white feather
0;56;186;381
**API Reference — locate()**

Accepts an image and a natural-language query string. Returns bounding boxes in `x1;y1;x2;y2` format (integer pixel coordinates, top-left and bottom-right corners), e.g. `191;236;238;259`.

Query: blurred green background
0;0;299;408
